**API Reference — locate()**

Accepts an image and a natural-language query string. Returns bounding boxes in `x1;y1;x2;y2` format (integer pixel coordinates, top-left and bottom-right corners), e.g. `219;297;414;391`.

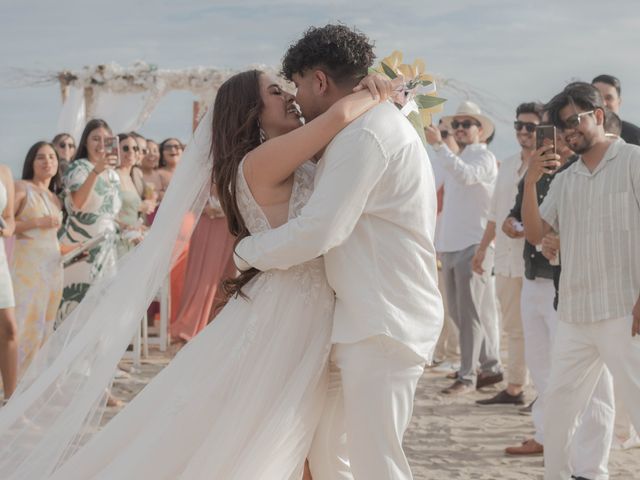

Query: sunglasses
440;130;451;139
559;110;595;131
58;142;75;149
122;145;140;153
163;144;182;151
451;119;481;130
513;121;538;133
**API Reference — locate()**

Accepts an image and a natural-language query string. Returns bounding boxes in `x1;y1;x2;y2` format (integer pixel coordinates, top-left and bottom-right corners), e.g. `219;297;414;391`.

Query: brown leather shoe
441;380;475;395
446;371;459;380
505;438;543;456
476;372;504;389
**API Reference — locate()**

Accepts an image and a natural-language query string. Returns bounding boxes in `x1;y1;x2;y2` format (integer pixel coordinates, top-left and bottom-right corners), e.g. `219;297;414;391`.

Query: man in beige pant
472;102;544;405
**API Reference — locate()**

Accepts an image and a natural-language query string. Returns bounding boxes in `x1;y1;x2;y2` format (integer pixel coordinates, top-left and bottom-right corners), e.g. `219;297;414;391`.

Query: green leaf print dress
56;159;122;326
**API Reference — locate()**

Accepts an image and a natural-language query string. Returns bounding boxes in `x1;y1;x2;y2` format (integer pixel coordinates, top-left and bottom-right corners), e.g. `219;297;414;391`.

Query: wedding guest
128;132;147;198
503;108;612;474
52;133;76;177
140;139;166;225
170;192;236;344
158;137;183;185
522;83;630;479
425;101;503;395
115;134;155;256
431;119;460;371
592;74;640;145
0;164;16;401
57;119;123;324
158;137;189;324
474;102;544;406
11;142;66;374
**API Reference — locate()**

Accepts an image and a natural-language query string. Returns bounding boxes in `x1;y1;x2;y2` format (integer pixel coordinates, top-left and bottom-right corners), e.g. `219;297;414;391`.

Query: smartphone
104;137;120;167
536;125;557;173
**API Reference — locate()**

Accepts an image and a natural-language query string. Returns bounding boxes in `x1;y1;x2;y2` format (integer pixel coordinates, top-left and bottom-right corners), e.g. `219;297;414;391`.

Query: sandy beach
108;348;639;479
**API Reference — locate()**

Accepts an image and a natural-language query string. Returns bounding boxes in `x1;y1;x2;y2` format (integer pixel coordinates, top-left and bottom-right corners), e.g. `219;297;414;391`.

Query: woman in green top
57;119;122;325
115;133;155;256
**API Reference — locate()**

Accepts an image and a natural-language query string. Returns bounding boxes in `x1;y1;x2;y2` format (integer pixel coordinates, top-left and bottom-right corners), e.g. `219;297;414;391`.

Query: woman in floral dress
57;119;122;326
12;142;65;373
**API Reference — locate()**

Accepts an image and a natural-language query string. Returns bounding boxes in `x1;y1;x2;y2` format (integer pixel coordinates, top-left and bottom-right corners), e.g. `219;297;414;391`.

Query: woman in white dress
0;165;16;402
0;71;391;479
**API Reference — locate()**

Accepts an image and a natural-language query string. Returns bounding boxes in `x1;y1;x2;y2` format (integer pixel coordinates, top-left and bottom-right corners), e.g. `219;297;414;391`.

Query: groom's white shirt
235;102;443;361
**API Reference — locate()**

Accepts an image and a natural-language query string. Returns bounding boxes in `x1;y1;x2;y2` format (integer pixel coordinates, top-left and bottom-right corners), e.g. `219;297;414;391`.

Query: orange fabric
170;216;236;341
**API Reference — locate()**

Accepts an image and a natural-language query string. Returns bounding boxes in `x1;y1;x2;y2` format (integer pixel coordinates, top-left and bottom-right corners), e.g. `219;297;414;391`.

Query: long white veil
0;107;214;479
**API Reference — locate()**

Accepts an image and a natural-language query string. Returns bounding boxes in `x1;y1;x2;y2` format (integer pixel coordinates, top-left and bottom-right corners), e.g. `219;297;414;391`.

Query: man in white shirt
235;25;443;480
522;82;639;480
473;102;544;406
425;101;502;395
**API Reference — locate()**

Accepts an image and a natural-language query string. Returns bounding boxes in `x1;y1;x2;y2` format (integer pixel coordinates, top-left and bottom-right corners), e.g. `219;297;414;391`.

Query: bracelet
91;168;103;176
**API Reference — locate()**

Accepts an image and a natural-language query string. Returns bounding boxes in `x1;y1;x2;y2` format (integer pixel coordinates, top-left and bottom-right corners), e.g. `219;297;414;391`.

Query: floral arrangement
371;51;446;144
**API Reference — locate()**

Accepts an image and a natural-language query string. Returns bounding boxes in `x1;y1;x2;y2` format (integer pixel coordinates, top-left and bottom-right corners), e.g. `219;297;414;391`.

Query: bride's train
50;259;333;479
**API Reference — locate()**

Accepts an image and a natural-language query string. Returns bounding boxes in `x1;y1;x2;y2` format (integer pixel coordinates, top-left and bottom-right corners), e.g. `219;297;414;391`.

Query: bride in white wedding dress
0;70;391;479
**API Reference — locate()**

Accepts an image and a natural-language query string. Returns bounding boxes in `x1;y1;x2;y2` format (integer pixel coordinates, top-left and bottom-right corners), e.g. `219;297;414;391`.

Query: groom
235;24;443;480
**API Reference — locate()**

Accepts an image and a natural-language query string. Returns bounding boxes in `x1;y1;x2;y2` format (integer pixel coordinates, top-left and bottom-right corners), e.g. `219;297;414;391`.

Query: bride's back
236;159;315;234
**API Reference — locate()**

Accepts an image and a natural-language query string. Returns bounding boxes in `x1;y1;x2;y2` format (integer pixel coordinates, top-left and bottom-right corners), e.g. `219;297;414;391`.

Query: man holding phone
472;102;543;408
522;82;639;480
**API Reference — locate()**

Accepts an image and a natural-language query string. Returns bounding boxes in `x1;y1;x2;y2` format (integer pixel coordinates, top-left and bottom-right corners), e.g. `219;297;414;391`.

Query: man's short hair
604;109;622;136
281;24;375;86
516;102;544;120
592;74;622;96
545;82;605;129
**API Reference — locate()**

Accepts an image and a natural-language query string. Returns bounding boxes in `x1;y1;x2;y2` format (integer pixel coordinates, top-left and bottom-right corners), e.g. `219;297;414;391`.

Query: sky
1;0;639;176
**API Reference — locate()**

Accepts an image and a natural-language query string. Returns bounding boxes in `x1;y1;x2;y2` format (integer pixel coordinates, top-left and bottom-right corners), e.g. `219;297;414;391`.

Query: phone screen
103;137;120;167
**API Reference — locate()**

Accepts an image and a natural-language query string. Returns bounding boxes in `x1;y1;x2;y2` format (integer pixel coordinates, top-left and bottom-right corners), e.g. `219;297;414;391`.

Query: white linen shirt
235;102;444;361
432;143;497;253
488;153;526;277
540;139;640;324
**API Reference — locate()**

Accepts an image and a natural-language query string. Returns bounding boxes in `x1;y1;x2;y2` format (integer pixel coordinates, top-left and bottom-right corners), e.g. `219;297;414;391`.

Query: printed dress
57;159;122;325
11;183;63;373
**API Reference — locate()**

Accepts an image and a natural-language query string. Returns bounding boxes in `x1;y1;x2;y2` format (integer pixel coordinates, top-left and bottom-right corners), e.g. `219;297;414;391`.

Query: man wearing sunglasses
425;101;503;395
522;82;640;480
592;74;640;146
473;102;544;410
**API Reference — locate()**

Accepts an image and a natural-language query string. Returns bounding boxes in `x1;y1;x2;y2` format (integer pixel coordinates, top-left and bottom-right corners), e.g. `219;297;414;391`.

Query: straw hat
442;100;495;142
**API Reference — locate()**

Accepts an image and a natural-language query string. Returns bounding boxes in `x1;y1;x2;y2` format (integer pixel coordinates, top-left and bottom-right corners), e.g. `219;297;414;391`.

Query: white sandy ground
105;348;639;479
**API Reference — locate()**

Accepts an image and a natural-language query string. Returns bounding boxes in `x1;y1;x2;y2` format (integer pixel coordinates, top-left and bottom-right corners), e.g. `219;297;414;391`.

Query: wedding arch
55;61;278;139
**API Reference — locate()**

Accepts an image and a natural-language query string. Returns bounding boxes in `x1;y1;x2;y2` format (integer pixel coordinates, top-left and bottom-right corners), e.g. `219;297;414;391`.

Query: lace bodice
236;159;315;235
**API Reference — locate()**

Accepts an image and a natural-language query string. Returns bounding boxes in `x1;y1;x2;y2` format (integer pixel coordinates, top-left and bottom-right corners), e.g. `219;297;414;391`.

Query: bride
0;70;392;479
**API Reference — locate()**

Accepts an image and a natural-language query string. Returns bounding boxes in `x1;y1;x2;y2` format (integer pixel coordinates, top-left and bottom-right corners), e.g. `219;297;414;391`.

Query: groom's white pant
308;335;425;480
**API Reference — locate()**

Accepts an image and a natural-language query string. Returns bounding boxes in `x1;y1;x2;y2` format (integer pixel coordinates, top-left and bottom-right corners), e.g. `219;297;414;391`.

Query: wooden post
83;87;95;119
192;101;200;133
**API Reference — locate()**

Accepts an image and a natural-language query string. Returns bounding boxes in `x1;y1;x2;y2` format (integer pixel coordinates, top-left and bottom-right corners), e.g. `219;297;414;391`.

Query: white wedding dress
48;160;334;479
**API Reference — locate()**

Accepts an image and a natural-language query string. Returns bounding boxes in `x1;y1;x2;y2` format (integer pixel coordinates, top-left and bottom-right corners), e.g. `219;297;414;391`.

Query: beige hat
442;100;495;142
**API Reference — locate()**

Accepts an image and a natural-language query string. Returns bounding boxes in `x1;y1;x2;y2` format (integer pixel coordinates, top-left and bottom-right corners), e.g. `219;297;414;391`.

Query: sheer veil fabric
0;108;214;478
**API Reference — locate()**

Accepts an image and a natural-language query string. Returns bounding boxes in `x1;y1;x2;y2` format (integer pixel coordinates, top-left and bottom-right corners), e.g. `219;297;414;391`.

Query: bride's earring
258;120;267;144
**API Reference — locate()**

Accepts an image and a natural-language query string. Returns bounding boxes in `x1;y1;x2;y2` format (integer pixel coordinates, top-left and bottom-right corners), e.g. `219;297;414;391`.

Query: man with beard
592;74;640;146
522;82;640;480
473;102;544;407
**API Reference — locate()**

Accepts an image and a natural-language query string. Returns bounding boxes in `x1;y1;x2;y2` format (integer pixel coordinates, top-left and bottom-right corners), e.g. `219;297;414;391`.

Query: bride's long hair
211;69;264;299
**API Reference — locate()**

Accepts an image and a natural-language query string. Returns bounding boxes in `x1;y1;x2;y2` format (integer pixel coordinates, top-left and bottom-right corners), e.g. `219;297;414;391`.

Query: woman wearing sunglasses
51;133;76;178
57;119;122;326
115;134;156;256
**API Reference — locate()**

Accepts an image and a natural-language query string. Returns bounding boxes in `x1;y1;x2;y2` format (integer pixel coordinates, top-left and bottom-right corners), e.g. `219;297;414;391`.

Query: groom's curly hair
281;24;375;86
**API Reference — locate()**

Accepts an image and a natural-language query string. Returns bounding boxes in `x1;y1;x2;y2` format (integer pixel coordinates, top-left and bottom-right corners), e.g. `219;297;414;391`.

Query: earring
257;120;267;144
